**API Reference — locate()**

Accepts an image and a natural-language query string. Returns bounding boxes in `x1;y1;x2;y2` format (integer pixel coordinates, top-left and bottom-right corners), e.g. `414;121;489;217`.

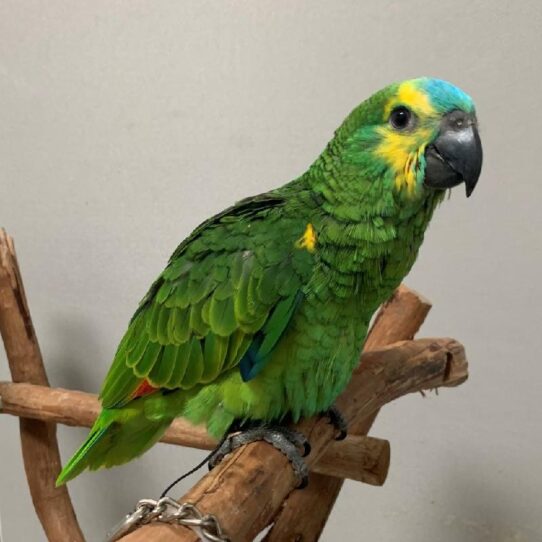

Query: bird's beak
424;110;483;197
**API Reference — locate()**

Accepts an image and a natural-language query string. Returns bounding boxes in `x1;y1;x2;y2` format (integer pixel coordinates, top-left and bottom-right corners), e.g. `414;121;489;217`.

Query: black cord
159;435;228;498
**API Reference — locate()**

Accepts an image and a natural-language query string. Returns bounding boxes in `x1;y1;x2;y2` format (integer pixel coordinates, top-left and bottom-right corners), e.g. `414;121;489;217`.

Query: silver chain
106;497;230;542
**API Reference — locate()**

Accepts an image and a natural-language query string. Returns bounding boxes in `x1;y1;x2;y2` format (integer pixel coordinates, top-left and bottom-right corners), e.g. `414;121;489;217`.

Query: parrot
56;77;482;487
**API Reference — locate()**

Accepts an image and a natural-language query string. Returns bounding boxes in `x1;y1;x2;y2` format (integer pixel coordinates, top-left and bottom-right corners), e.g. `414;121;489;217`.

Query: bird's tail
56;405;172;486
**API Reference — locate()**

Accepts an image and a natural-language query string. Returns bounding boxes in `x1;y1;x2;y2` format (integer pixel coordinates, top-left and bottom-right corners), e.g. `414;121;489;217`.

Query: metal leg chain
106;497;230;542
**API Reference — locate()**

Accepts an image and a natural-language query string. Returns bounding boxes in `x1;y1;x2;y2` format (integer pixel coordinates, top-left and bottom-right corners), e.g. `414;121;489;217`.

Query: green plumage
57;77;477;485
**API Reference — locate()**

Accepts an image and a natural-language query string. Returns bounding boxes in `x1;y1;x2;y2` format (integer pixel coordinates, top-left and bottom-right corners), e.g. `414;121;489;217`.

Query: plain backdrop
1;1;541;541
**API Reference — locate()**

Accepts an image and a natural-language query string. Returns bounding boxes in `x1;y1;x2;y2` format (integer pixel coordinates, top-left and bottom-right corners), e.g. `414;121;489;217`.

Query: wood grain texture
121;336;468;542
0;229;84;542
264;284;432;542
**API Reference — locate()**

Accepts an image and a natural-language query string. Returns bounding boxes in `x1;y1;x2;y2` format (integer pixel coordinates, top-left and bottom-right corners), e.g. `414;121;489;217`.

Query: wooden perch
0;229;84;542
121;336;468;542
311;434;389;486
0;227;468;542
0;381;388;484
265;285;433;541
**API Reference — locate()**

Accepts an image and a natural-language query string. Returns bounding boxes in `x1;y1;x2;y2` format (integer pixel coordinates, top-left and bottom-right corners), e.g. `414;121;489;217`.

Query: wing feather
99;193;315;409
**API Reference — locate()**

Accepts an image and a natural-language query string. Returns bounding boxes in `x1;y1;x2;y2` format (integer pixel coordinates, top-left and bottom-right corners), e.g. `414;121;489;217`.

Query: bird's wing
99;193;315;408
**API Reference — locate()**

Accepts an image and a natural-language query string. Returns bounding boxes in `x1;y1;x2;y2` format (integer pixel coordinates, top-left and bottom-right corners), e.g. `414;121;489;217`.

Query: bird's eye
389;106;413;130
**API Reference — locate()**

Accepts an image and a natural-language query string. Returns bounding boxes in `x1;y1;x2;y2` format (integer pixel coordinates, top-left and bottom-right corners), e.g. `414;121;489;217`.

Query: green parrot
56;77;482;486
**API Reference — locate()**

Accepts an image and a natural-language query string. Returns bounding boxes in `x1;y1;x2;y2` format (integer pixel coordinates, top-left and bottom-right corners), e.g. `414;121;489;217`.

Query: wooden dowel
312;435;389;486
121;336;468;542
0;229;84;542
0;381;389;484
265;284;432;541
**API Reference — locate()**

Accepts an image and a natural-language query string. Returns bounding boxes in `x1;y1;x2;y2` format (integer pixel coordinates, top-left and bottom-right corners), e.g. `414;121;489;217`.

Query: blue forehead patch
418;78;475;115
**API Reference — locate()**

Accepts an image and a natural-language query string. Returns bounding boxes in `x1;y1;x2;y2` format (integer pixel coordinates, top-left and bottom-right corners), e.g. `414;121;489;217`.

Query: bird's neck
289;158;444;312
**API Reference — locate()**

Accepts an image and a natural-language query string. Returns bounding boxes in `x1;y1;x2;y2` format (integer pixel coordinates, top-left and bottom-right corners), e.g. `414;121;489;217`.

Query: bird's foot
323;406;348;440
208;423;310;488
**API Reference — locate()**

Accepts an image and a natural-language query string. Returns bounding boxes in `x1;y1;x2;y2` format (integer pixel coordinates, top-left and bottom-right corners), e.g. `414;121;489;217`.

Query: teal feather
239;292;301;381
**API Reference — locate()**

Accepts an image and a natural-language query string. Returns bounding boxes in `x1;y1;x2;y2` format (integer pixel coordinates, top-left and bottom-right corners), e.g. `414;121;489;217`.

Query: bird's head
330;77;483;200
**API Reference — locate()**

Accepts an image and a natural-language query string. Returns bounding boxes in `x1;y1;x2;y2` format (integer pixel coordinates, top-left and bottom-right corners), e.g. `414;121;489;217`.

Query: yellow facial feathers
384;81;435;118
378;81;437;194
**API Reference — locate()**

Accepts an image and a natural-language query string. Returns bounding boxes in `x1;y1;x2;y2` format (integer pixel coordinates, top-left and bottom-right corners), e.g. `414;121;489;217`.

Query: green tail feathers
55;425;108;485
56;407;171;486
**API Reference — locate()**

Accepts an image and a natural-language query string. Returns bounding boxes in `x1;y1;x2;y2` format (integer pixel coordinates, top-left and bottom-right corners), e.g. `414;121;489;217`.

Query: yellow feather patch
384;81;436;118
376;129;431;193
296;223;317;252
377;81;437;195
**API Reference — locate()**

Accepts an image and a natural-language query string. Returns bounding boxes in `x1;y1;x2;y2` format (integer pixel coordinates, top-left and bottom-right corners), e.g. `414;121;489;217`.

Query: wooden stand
0;229;468;542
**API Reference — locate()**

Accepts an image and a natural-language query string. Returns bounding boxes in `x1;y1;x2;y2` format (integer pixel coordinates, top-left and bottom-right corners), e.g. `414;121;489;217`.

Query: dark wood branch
0;381;389;484
121;336;468;542
264;285;432;541
0;229;84;542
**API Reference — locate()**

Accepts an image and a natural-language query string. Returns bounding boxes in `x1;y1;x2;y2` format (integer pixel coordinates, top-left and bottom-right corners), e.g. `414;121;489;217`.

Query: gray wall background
1;1;540;540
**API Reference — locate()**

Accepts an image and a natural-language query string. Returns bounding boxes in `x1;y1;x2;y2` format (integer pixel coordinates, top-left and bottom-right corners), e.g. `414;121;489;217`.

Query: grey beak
424;110;483;197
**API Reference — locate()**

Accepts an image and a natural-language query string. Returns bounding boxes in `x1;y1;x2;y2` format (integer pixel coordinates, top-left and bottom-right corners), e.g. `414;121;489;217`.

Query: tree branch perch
121;336;468;542
0;227;469;542
0;381;389;484
0;229;84;542
264;284;432;541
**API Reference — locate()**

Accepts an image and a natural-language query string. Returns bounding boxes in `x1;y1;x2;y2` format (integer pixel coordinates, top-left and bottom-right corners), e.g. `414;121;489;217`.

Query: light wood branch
1;312;456;504
363;285;432;352
0;229;84;542
121;336;468;542
264;284;432;541
0;381;388;484
311;434;389;486
0;230;467;542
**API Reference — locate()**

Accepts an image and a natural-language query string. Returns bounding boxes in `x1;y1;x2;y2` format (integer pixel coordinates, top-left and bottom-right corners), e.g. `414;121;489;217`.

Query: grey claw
207;424;310;488
208;436;234;469
325;406;348;441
